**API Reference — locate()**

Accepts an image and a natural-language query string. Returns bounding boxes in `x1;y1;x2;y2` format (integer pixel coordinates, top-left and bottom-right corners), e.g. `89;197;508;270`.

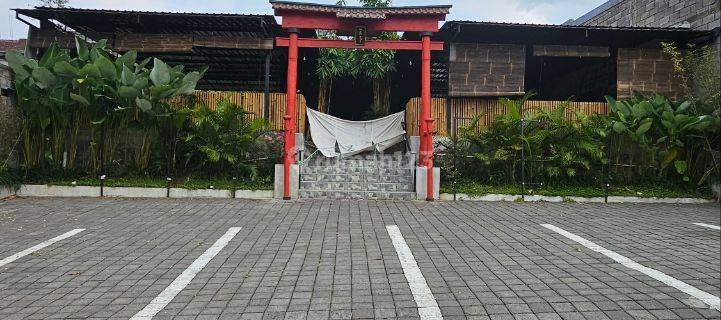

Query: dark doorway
326;76;374;120
524;55;615;102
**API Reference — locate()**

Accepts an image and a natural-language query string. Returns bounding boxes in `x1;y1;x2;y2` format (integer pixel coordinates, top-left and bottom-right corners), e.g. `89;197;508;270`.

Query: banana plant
7;36;207;172
606;93;719;182
68;36;206;171
6;43;73;168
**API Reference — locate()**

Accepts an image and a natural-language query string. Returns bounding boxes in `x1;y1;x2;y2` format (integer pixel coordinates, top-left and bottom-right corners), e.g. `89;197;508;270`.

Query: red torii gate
271;1;450;201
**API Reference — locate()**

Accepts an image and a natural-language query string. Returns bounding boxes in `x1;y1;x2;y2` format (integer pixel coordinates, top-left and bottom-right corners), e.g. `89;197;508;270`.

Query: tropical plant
661;42;720;111
183;97;268;178
355;35;397;116
459;93;607;184
316;44;352;114
67;38;146;171
6;43;73;169
606;93;719;184
315;0;397;116
6;37;206;174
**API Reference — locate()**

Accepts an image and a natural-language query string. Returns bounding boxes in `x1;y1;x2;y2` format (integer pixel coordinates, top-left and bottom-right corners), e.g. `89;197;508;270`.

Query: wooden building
13;5;716;136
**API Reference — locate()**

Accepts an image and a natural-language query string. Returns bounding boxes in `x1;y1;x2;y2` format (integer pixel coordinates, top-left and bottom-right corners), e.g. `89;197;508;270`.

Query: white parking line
693;223;721;230
541;224;720;311
0;229;85;268
130;227;242;320
386;225;443;320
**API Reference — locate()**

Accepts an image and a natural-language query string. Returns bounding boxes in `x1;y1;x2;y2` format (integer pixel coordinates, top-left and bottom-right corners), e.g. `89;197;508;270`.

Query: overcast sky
1;0;607;40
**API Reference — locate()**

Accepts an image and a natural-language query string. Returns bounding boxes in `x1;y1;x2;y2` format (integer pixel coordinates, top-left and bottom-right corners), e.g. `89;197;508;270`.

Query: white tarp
307;108;406;157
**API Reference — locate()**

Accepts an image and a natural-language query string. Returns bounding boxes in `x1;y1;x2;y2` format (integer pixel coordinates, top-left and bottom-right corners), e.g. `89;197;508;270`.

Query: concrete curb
0;186;16;199
13;184;273;200
440;193;715;204
5;185;714;203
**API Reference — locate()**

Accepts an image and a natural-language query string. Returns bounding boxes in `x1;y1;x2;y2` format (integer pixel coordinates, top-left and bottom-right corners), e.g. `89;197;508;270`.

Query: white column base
415;167;440;200
408;136;421;156
274;164;299;199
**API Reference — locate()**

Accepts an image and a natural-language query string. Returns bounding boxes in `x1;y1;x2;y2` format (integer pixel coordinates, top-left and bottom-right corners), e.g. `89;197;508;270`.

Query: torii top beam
270;1;451;33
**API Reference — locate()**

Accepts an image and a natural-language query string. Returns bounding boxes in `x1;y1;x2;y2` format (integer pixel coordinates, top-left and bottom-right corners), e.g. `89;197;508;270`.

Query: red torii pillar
283;29;299;200
419;32;434;201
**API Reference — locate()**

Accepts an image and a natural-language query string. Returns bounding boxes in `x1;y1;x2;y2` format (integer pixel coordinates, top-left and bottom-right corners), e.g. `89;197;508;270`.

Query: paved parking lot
0;197;719;319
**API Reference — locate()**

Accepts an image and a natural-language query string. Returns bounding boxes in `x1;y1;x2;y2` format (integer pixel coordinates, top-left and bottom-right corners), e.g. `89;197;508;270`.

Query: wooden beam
275;37;444;51
281;14;442;32
193;36;274;50
114;33;274;52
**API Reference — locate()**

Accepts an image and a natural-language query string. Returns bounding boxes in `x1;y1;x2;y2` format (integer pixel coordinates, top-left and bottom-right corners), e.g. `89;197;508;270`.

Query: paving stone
0;198;718;319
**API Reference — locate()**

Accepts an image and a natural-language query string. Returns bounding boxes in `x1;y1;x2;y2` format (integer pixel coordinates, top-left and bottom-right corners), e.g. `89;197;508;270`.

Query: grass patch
441;181;715;199
28;176;272;190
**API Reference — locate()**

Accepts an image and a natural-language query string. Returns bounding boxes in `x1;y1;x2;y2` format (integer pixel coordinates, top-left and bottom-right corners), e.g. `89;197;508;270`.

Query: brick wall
0;65;21;167
27;27;76;50
448;43;525;97
616;48;681;99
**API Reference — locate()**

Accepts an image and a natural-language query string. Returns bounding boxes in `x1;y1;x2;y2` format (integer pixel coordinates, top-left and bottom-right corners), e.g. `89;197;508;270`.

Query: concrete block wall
580;0;719;31
578;0;720;65
0;65;21;168
617;48;681;99
449;43;526;97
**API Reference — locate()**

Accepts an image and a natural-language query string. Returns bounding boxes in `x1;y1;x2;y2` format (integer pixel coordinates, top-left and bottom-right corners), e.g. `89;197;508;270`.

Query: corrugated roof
430;20;713;48
14;7;278;38
13;7;289;91
270;1;451;19
16;6;275;18
444;20;697;32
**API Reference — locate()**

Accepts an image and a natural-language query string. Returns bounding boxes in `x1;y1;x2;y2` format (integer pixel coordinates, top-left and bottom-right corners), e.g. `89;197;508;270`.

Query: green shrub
6;37;206;173
183;98;269;179
606;93;720;184
455;94;607;185
0;165;22;191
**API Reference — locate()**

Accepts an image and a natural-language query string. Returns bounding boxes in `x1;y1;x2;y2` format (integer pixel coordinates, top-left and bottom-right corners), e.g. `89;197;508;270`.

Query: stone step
301;174;413;184
308;152;413;161
299;190;415;200
301;166;414;176
303;160;415;169
303;153;416;168
300;181;414;192
299;151;416;200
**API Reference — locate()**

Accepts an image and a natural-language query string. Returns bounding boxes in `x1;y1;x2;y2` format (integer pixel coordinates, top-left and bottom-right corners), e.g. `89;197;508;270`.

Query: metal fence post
232;176;237;199
99;122;105;197
520;119;525;200
604;134;611;203
166;114;175;198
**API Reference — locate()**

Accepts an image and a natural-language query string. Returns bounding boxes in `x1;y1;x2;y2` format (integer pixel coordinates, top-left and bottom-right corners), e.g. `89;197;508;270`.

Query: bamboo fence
177;92;607;138
405;97;609;136
174;91;308;132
